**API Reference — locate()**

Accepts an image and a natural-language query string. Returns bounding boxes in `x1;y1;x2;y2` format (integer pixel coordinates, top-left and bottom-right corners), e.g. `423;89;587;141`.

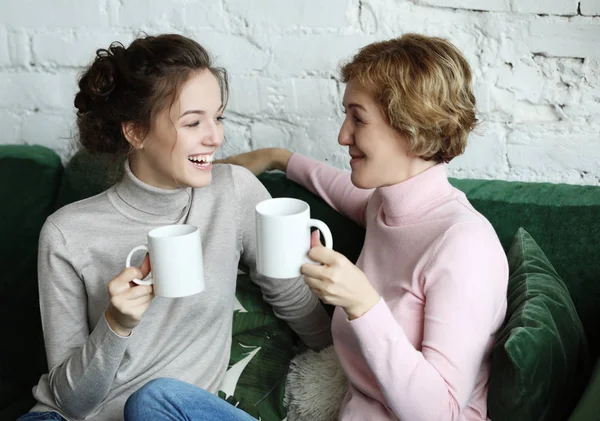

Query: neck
129;152;179;190
377;162;452;224
385;157;438;187
107;160;192;224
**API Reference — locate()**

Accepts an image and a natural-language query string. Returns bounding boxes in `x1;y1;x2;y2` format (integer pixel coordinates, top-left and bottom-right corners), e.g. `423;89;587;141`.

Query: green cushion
219;273;302;421
55;151;124;210
0;145;62;415
450;178;600;362
568;361;600;421
488;228;590;421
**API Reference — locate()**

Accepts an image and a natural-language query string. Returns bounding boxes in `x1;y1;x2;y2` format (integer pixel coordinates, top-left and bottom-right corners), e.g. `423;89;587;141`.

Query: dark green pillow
0;145;62;417
55;150;124;209
488;228;590;421
568;360;600;421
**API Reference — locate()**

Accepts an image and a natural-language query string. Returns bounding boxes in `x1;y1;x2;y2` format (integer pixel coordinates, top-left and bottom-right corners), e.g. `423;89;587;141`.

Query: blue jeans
17;413;66;421
124;378;257;421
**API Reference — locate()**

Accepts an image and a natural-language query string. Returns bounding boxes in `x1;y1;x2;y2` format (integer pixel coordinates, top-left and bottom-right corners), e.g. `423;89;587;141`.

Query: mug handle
125;245;153;286
308;219;333;249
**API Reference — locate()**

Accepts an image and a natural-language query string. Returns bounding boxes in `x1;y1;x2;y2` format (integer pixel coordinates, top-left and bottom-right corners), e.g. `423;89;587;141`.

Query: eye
342;109;363;125
216;116;226;123
186;121;200;128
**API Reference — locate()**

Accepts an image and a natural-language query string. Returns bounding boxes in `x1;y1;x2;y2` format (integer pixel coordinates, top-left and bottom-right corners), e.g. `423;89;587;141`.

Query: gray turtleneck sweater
29;162;332;421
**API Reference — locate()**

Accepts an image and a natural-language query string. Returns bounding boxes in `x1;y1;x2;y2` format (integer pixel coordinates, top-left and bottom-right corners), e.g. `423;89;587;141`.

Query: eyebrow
179;104;224;119
345;103;367;112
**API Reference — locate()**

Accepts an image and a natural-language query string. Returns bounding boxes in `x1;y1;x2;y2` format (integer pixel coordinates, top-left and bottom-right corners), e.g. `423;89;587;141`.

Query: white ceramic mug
125;224;205;298
255;198;333;278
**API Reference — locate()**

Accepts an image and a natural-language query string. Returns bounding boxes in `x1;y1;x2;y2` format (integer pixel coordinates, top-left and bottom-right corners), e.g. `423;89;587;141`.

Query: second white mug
256;198;333;279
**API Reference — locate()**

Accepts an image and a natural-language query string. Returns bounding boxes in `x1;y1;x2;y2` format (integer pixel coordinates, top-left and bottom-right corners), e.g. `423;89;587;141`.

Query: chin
350;172;377;190
180;172;213;189
181;159;215;188
190;175;213;188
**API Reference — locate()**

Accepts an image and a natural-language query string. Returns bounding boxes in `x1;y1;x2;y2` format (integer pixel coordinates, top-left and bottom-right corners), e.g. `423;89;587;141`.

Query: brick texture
0;0;598;185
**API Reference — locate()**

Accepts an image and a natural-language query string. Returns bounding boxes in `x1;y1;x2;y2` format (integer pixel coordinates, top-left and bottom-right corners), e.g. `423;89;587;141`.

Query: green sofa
1;144;599;421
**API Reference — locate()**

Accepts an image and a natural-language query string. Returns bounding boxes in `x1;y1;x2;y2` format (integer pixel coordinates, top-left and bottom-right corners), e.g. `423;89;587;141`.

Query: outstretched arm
231;164;333;350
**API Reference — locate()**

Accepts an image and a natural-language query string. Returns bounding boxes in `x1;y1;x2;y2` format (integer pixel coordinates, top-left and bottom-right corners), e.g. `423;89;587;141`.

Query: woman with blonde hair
127;33;508;421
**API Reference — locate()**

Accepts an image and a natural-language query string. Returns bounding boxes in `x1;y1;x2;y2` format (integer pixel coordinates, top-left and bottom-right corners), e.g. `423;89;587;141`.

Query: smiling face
127;69;225;189
339;79;435;189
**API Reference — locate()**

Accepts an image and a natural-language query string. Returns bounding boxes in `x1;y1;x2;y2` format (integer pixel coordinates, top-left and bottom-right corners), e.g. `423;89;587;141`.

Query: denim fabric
124;378;257;421
17;412;67;421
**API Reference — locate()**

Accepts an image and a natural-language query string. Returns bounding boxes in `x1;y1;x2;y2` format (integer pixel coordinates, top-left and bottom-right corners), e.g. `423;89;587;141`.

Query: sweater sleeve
287;153;372;227
37;220;130;419
232;165;333;350
347;222;508;421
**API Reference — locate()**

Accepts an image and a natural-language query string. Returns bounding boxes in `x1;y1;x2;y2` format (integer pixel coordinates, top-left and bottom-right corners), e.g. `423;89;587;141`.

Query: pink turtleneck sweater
287;153;508;421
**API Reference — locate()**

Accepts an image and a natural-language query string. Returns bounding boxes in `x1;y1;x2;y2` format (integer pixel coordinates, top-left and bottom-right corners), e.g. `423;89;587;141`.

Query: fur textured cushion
285;345;349;421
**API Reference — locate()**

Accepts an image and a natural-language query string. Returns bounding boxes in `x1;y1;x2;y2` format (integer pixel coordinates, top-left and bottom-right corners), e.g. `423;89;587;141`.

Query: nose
338;117;354;146
203;120;224;147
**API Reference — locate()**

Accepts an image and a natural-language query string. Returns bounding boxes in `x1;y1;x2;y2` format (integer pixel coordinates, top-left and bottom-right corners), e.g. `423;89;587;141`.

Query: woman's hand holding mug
106;224;205;336
302;230;381;320
105;254;154;337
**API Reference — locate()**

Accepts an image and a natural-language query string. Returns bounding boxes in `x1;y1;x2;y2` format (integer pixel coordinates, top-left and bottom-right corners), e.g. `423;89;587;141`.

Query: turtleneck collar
377;163;453;225
107;160;192;224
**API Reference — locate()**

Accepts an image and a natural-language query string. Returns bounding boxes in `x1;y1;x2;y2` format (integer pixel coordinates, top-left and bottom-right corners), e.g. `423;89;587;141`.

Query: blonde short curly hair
340;33;477;163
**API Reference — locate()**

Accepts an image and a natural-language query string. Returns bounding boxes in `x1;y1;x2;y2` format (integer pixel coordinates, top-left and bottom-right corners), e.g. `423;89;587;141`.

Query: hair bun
74;42;125;114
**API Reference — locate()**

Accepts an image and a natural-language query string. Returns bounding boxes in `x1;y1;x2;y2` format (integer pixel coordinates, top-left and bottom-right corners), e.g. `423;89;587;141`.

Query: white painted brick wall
226;0;352;28
33;31;136;67
581;0;600;16
1;0;599;185
0;112;20;145
0;27;10;66
0;27;29;67
529;18;600;58
183;1;227;29
418;0;511;13
512;0;579;15
21;113;75;155
0;71;78;109
1;0;110;28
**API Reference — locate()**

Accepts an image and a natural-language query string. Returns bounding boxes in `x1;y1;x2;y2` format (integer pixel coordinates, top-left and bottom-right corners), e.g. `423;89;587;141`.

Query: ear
122;122;145;149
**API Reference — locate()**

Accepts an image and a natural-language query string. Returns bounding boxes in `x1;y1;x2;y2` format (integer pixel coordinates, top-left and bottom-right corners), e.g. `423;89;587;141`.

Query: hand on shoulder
215;147;293;176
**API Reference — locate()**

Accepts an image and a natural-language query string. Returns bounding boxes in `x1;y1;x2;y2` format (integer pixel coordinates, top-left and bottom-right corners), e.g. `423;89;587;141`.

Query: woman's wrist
345;291;381;321
270;148;293;173
105;309;132;337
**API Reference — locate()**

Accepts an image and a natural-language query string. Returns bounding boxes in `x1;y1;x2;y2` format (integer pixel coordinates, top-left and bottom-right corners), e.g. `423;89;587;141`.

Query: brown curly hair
74;34;229;156
340;33;477;163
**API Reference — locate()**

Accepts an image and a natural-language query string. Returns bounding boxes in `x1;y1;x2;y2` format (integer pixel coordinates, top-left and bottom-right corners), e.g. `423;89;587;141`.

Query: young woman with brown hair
19;34;331;421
